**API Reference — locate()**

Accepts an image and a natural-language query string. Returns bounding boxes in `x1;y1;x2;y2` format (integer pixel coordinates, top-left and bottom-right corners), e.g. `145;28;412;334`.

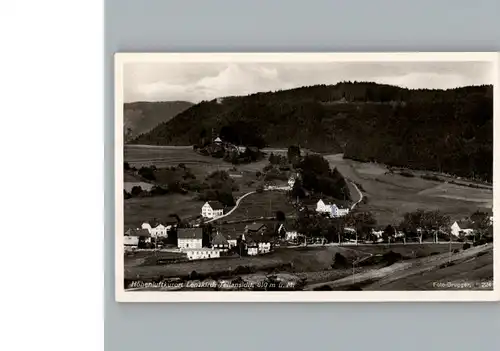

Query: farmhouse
141;220;176;238
124;228;151;245
245;222;268;236
277;223;299;241
288;172;300;188
244;233;272;255
201;201;224;219
211;231;230;251
225;233;238;248
177;228;203;249
185;248;221;260
450;221;474;237
316;199;350;218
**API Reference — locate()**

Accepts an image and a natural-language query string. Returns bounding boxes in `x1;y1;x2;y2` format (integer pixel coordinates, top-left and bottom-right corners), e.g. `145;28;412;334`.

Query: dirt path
205;191;256;223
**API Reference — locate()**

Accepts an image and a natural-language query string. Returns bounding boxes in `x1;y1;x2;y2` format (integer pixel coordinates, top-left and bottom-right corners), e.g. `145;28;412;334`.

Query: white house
244;233;271;255
450;221;474;237
288;173;300;188
177;228;203;249
123;236;139;247
316;199;350;218
185;248;221;260
124;228;151;245
277;223;299;241
201;201;224;219
214;137;222;143
211;231;230;251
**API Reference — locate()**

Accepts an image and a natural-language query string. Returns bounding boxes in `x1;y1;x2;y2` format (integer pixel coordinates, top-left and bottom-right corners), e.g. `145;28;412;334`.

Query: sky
123;61;493;103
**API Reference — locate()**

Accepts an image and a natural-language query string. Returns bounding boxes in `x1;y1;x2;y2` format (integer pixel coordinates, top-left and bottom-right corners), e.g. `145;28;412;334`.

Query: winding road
205;191;256;223
348;180;363;210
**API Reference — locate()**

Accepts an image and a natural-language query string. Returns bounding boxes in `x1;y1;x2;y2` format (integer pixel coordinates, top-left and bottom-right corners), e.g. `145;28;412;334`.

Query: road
304;243;491;290
205;191;256;223
348;180;363;210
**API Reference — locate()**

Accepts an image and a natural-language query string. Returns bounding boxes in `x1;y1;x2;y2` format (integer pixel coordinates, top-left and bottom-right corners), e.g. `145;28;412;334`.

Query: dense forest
131;82;493;182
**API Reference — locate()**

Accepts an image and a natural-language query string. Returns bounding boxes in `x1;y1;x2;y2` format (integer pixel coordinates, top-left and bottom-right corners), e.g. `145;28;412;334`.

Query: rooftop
246;223;267;232
125;228;151;237
206;201;224;210
177;228;203;239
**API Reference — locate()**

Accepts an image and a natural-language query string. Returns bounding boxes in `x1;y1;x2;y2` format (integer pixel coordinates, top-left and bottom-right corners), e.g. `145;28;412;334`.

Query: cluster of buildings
315;199;350;218
124;219;277;260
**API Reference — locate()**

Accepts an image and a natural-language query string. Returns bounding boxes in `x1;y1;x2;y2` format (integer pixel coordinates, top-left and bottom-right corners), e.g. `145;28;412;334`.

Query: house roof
212;232;229;246
246;223;267;232
244;232;271;245
125;228;151;237
207;201;224;210
453;220;472;229
177;228;203;239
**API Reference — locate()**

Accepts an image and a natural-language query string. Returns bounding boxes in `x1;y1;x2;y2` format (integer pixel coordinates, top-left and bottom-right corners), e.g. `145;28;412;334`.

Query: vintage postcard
115;52;499;302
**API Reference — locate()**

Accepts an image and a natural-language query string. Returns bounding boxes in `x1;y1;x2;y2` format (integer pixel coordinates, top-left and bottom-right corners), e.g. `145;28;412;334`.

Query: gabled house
201;201;224;219
141;220;172;238
211;231;230;251
177;228;203;249
288;172;300;188
124;228;151;246
277;222;299;241
450;220;474;237
316;199;350;218
243;232;272;255
244;223;268;236
214;137;222;143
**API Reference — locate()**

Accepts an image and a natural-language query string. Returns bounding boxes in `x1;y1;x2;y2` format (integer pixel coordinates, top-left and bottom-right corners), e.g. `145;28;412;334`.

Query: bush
256;186;264;193
462;243;471;250
399;171;414;178
255;171;262;178
453;249;460;254
421;174;441;181
138;166;156;181
131;185;143;197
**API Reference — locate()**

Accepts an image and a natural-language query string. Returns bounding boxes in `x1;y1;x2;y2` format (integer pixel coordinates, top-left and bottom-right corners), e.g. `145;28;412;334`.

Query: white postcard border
114;52;500;302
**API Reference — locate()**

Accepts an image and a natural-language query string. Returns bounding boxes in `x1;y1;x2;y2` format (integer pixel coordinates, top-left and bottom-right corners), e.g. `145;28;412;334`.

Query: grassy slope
124;101;193;141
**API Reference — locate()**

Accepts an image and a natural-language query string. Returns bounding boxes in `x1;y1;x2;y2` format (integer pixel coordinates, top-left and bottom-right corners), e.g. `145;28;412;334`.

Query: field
124;194;204;228
324;154;492;225
124;243;465;281
367;249;493;290
215;191;295;223
124;145;300;227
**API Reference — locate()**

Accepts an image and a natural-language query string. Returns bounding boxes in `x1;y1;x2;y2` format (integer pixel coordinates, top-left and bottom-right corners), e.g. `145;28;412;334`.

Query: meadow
324;154;492;225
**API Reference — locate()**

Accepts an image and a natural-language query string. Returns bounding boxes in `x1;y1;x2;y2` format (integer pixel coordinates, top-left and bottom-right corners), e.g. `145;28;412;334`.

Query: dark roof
125;228;150;237
245;232;271;244
211;232;229;246
177;228;203;239
246;223;267;232
207;201;224;210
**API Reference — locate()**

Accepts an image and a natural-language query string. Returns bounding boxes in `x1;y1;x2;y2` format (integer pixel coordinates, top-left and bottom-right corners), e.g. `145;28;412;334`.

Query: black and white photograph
115;53;498;302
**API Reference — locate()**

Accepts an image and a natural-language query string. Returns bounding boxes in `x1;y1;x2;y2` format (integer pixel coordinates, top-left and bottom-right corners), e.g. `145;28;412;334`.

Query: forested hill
124;101;193;142
131;82;493;182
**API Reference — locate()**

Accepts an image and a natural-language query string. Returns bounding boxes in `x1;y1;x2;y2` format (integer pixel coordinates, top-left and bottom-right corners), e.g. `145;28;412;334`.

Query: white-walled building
211;232;230;251
177;228;203;249
141;220;176;238
124;228;151;245
451;221;474;237
201;201;224;219
316;199;350;218
185;248;221;260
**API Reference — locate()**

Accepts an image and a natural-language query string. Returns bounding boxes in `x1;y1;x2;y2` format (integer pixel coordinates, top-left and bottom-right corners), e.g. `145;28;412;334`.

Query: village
124;166;493;263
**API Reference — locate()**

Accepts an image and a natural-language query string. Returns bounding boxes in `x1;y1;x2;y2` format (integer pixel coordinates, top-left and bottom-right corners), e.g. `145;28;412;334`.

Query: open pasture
124;193;204;228
324;154;492;225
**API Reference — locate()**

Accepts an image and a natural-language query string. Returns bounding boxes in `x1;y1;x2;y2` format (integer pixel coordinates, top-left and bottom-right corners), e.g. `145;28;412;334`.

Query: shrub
453;249;460;254
462;243;471;250
138;166;156;181
131;185;143;197
399;171;414;178
255;171;262;178
256;186;264;193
